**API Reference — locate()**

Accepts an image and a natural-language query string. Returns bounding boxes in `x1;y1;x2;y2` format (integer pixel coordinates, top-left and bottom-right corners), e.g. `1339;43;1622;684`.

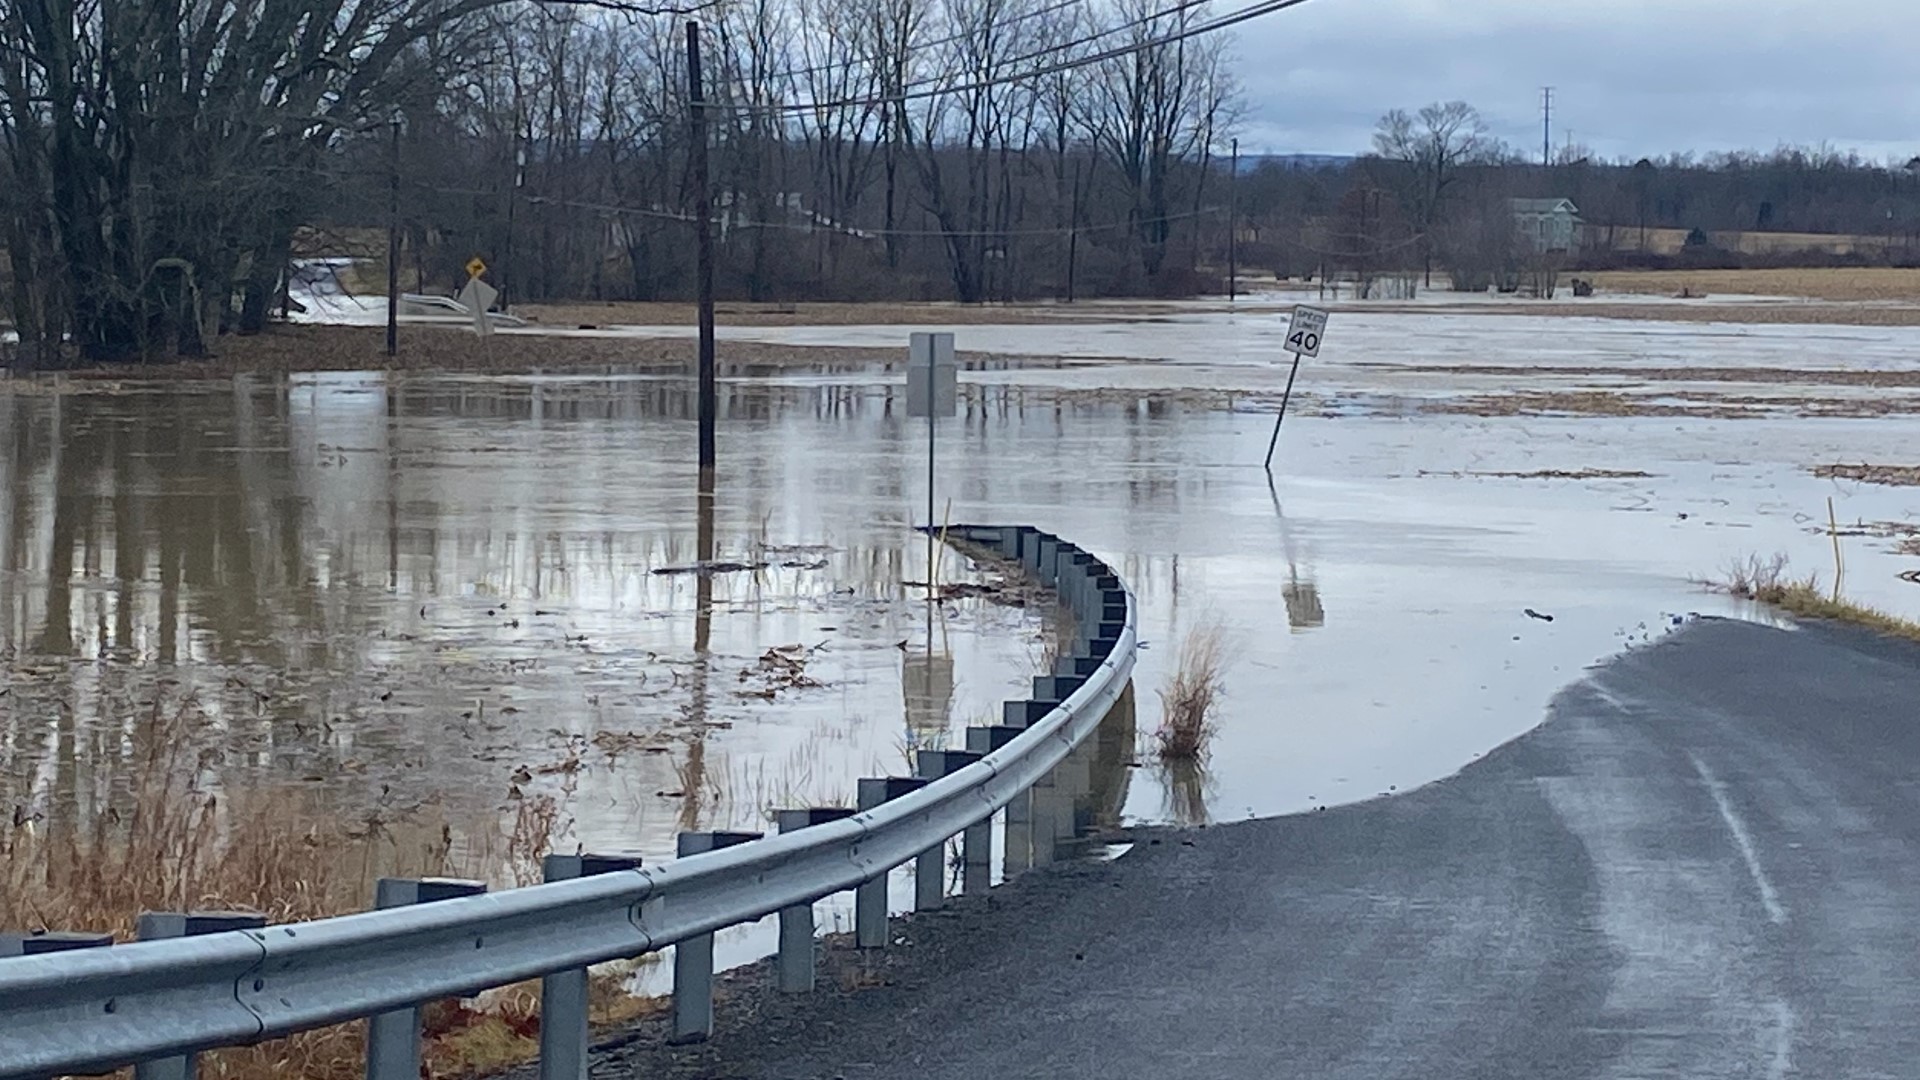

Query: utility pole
502;129;525;310
1228;137;1239;303
687;21;717;486
1066;160;1083;303
386;118;400;358
1541;86;1554;167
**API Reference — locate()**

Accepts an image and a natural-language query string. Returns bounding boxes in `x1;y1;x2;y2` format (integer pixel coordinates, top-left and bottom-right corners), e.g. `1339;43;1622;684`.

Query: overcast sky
1230;0;1919;163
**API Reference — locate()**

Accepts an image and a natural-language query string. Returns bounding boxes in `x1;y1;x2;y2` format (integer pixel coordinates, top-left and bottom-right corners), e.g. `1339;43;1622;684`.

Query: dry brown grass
1592;268;1920;303
1812;463;1920;487
1721;553;1793;600
1421;468;1654;480
514;299;1170;328
14;322;905;381
1715;553;1920;643
0;696;633;1079
1412;364;1920;389
1428;388;1920;421
1154;622;1228;762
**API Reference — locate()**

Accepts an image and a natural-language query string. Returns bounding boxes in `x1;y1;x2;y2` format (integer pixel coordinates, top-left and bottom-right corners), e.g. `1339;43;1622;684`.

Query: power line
550;0;728;15
751;0;1223;108
714;0;1314;115
733;0;1086;93
430;184;1223;238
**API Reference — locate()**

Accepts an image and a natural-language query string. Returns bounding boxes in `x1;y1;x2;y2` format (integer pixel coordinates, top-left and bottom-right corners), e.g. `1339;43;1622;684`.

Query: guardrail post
1035;535;1061;586
854;776;927;948
1057;740;1093;844
774;809;855;992
539;853;643;1080
366;877;487;1080
912;750;982;910
670;831;761;1044
130;912;268;1080
1029;769;1060;866
965;725;1023;887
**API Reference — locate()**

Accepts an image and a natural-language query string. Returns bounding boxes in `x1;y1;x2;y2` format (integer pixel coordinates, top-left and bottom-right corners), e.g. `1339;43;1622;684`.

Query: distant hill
1238;153;1356;173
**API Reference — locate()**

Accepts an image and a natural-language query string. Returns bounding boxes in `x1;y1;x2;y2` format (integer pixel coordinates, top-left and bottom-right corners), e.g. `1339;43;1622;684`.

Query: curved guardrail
0;524;1137;1080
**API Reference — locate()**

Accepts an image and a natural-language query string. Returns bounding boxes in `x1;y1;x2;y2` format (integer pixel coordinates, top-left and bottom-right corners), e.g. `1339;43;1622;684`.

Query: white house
1510;197;1581;253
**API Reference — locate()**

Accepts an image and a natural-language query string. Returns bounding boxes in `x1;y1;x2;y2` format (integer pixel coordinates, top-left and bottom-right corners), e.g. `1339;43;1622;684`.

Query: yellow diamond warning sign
465;256;487;279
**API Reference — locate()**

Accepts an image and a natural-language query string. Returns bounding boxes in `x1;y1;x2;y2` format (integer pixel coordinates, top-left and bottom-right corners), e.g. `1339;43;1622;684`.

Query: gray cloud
1229;0;1920;162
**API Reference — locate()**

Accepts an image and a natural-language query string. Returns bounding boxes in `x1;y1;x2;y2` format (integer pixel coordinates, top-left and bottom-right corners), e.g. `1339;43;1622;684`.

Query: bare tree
1371;100;1494;284
1082;0;1237;288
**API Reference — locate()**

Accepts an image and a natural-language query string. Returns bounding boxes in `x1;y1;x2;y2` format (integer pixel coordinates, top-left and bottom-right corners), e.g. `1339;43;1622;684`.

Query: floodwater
7;301;1920;889
0;374;1058;890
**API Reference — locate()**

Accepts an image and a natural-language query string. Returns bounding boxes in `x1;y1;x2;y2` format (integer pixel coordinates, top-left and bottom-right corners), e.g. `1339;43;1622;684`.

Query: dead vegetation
1420;468;1654;480
1592;267;1920;303
1720;553;1792;600
1409;364;1920;389
8;322;904;381
1812;463;1920;487
1153;622;1229;762
736;643;826;699
514;299;1159;329
0;695;647;1079
1713;553;1920;643
1427;389;1920;421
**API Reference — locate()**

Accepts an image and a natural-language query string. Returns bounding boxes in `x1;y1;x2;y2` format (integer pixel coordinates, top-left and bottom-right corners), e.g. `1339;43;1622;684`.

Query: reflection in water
680;475;717;833
1269;472;1325;631
1283;573;1326;630
0;374;1047;892
1159;757;1213;827
1083;683;1138;830
902;643;955;752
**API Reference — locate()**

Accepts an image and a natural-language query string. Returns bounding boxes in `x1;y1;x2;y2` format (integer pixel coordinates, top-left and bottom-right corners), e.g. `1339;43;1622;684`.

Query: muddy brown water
0;372;1061;891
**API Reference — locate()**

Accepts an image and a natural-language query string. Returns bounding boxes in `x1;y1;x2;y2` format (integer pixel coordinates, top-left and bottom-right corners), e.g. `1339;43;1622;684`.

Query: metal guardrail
0;524;1138;1080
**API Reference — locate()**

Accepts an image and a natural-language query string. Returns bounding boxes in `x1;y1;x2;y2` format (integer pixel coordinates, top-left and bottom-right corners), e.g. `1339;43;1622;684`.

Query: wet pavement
582;618;1920;1080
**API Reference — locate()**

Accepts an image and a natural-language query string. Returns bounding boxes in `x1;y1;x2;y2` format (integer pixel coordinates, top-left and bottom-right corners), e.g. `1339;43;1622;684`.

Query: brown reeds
0;695;610;1078
1153;622;1228;761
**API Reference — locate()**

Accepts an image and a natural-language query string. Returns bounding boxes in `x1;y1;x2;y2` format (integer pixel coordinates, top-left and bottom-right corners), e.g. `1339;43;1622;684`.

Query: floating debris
650;560;769;576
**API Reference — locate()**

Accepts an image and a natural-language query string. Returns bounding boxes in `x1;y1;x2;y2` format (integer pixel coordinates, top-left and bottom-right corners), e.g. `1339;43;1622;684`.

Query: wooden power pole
688;21;717;485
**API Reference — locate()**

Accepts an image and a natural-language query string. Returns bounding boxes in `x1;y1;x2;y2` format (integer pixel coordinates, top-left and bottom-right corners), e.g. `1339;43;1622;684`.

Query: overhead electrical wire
733;0;1086;92
708;0;1312;115
426;181;1224;238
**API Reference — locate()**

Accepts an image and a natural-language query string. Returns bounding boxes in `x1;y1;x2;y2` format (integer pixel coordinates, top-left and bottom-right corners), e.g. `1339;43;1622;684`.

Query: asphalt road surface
593;618;1920;1079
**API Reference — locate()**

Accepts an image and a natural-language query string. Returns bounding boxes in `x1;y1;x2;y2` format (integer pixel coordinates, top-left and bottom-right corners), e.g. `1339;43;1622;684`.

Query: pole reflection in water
0;373;1048;902
679;473;718;833
1270;475;1326;631
902;623;955;755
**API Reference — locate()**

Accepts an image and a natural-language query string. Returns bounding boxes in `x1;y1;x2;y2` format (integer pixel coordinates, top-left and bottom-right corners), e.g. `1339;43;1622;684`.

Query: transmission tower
1541;87;1554;166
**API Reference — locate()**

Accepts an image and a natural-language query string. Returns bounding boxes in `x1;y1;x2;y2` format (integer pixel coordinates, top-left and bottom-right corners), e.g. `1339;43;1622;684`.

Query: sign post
1265;304;1328;471
907;332;957;592
458;257;496;338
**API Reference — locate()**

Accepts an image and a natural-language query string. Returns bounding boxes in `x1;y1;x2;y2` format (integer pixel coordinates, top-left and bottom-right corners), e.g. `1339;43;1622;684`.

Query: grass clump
1716;553;1920;643
1154;622;1229;761
0;694;622;1079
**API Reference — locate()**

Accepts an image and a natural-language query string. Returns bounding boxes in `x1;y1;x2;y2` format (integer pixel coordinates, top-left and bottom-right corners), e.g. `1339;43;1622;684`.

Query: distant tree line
0;0;1240;367
1231;102;1920;294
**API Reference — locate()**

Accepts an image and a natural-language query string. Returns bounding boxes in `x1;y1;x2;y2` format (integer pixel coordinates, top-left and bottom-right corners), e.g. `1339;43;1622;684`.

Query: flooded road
8;304;1920;889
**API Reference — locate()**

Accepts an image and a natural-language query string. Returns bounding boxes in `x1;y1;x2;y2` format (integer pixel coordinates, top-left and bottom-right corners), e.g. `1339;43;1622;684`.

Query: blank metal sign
907;331;957;418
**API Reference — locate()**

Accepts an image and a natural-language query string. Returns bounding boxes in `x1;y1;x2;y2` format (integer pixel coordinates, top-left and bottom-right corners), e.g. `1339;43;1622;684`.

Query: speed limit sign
1284;305;1328;358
